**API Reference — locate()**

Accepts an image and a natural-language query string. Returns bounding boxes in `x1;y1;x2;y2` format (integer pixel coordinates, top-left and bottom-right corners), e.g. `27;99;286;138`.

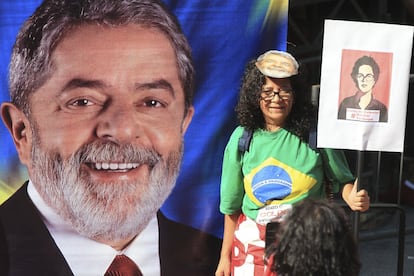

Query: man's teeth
94;162;139;170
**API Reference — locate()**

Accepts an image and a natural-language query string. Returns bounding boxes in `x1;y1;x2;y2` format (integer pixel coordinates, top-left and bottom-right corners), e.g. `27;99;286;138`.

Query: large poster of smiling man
318;20;413;152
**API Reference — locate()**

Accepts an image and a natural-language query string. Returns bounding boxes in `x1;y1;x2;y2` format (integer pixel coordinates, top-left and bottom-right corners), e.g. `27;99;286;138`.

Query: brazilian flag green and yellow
0;180;14;205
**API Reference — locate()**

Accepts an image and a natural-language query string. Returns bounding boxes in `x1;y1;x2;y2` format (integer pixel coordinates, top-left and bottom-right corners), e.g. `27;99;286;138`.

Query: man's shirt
28;181;160;276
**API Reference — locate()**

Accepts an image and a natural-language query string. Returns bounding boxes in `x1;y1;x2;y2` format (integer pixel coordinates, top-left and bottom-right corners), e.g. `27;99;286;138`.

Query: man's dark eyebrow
135;79;176;98
61;78;107;92
61;78;176;97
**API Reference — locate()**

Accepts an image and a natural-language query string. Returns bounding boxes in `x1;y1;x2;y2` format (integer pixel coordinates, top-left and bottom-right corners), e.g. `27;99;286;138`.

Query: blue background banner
0;0;288;238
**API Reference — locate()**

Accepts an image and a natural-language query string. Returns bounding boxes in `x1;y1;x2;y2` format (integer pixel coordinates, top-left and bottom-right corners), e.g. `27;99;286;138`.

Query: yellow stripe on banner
265;0;289;26
244;157;317;207
0;180;15;204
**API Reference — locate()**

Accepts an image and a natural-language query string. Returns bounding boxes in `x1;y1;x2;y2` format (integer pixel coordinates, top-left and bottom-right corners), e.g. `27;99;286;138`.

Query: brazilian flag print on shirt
220;126;354;221
244;157;317;207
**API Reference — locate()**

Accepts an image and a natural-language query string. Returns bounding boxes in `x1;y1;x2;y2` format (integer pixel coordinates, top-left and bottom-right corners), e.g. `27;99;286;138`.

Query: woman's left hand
342;180;370;212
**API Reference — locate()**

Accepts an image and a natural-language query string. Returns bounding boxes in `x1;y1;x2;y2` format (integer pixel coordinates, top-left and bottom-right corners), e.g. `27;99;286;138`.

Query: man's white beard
30;137;182;243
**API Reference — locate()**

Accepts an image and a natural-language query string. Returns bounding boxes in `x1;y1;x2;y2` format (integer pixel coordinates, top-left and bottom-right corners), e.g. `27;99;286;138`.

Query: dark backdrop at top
0;0;288;238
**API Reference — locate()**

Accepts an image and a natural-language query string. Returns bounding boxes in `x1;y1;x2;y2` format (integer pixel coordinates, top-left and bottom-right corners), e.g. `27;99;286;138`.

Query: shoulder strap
308;127;317;150
238;129;253;154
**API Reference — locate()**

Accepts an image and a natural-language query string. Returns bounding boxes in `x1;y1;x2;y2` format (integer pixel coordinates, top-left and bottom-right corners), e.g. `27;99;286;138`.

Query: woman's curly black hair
235;59;316;142
265;199;361;276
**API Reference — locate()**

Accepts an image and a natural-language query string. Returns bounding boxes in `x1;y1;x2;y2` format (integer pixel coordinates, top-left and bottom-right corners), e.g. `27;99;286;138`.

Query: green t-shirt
220;126;355;220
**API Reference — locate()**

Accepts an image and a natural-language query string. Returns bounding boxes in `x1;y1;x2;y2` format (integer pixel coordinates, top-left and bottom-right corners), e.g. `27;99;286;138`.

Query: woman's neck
265;123;282;132
358;91;372;110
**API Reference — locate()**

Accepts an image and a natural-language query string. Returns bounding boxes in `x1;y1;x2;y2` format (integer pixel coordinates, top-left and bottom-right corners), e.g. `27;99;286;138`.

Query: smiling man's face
8;23;193;246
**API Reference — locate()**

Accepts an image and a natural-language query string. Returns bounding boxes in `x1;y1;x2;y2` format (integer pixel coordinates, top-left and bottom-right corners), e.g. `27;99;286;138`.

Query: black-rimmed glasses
357;73;375;82
261;88;293;101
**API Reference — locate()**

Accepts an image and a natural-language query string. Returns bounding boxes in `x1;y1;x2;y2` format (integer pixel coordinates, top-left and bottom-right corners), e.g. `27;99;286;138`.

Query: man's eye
143;99;164;108
71;99;93;106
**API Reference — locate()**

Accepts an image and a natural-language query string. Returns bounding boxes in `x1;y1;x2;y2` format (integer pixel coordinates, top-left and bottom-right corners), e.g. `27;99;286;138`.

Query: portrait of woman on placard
338;55;389;122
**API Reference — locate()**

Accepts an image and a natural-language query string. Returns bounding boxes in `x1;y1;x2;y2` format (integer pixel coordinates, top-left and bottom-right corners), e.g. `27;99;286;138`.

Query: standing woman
215;50;370;276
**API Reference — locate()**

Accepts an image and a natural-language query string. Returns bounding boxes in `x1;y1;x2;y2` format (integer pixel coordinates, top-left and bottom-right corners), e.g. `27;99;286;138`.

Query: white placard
318;19;413;152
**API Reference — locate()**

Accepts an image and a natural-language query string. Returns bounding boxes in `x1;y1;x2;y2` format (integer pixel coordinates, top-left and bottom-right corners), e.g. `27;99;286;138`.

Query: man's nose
96;103;140;143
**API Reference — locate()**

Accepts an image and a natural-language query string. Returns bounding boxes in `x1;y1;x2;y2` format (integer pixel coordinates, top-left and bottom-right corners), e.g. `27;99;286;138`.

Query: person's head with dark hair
235;50;316;141
351;55;380;91
265;199;361;276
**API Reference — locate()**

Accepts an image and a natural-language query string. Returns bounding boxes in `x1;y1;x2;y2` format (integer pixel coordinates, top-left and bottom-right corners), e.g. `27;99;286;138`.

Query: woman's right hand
215;255;231;276
216;213;240;276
